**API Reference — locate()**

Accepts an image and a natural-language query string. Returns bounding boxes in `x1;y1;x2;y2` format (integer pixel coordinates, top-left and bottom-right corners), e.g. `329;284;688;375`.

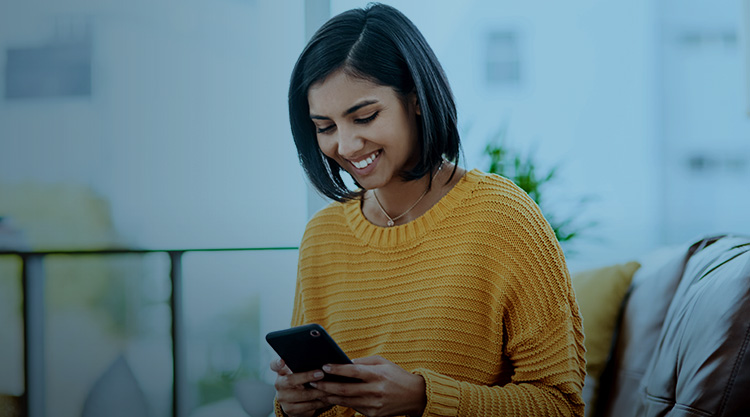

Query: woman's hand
270;359;330;417
310;355;427;417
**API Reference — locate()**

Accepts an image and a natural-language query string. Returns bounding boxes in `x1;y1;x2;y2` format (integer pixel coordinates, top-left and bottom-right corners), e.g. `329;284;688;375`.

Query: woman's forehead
308;70;394;115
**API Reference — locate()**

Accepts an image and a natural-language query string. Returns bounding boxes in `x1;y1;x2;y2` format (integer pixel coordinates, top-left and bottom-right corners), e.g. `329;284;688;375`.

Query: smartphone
266;323;361;384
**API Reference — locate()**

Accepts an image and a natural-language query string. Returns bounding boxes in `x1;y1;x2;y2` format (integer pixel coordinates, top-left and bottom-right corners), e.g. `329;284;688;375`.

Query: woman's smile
349;149;381;170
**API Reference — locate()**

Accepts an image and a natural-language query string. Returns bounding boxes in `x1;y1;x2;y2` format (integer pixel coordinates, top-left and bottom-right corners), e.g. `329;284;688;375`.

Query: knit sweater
276;169;586;417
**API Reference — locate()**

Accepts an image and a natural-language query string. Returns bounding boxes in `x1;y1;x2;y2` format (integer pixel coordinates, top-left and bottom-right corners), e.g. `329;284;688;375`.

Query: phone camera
310;329;321;337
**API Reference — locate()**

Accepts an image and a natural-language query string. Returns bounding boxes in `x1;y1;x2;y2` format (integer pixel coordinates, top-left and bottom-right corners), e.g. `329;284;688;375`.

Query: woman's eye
316;125;335;134
355;111;379;124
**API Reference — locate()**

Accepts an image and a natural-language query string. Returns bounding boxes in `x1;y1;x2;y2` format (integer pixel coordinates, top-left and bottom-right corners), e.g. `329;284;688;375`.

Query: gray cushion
636;236;750;416
598;235;750;417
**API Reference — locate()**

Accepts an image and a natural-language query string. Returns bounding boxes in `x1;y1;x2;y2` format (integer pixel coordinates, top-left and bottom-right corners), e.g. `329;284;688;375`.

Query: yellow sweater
278;169;586;417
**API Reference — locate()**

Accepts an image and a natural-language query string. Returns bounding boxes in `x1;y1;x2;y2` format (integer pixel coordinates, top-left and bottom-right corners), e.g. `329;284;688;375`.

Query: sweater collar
344;169;482;247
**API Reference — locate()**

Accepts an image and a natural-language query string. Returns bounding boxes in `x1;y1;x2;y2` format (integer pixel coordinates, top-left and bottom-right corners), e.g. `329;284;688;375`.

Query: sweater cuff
412;368;461;417
313;406;338;417
274;397;286;417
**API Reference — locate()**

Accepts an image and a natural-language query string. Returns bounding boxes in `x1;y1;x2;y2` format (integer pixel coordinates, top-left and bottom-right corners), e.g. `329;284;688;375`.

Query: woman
271;3;586;416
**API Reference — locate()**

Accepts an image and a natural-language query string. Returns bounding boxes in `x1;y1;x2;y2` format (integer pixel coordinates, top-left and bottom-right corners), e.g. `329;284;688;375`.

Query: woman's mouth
349;150;381;170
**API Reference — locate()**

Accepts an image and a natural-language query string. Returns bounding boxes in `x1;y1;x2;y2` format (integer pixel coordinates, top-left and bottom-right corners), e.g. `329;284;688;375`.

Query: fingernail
322;365;332;372
309;382;318;388
313;371;324;378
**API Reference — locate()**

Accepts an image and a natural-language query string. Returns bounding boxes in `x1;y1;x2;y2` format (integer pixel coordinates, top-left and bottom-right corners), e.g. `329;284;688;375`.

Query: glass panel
184;249;297;417
0;255;24;413
45;253;172;417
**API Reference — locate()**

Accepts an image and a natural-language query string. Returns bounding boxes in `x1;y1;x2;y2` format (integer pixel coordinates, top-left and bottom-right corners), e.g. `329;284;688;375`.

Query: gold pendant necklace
373;160;445;227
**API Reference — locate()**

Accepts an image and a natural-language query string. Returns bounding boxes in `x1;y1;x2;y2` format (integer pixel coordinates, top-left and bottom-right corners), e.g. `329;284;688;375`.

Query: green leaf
482;133;594;247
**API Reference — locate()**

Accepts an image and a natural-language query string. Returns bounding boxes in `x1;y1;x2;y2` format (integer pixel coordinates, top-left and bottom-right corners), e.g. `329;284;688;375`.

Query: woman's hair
288;3;460;202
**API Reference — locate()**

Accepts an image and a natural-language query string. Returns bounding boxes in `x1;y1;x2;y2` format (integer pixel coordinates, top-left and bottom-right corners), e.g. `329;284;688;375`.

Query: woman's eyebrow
310;99;379;120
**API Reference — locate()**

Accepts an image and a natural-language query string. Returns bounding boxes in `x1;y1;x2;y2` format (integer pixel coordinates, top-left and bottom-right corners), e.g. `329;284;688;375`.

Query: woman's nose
336;128;365;158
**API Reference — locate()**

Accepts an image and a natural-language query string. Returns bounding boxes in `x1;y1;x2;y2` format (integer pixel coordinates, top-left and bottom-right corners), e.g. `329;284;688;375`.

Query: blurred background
0;0;748;416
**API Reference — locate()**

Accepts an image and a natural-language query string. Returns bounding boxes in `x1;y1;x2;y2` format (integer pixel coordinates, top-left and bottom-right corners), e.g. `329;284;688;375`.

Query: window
486;31;521;87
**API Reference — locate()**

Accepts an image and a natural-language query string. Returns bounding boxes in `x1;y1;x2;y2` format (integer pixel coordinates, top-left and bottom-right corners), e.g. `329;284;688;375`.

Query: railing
0;247;298;417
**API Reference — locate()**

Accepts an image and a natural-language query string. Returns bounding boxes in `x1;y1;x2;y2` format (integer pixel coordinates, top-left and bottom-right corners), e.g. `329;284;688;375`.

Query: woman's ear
410;92;421;116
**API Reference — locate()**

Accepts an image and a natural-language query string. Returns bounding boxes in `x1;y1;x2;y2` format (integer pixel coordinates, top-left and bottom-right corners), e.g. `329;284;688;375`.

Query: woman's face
307;69;420;192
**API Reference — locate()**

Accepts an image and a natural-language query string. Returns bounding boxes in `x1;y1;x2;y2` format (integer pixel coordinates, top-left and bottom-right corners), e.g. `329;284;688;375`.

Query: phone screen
266;324;361;383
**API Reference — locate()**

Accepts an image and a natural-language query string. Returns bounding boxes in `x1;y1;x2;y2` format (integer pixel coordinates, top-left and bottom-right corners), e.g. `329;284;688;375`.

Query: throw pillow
571;261;640;415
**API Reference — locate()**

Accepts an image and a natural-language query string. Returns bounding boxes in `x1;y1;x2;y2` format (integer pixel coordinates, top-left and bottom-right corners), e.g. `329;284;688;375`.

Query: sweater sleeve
411;179;586;417
412;286;585;417
411;275;586;417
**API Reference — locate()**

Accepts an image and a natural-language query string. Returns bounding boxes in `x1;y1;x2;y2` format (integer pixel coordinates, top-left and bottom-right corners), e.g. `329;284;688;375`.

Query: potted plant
483;124;595;248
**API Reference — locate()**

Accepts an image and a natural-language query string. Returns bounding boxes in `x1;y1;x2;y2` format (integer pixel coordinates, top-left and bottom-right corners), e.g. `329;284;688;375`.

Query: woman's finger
351;355;387;365
277;369;327;390
276;384;329;403
281;399;328;417
311;380;369;397
320;363;370;380
325;355;392;380
270;358;290;374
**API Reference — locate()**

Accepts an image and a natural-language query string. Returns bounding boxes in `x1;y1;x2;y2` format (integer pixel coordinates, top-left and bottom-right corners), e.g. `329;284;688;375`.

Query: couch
574;234;750;417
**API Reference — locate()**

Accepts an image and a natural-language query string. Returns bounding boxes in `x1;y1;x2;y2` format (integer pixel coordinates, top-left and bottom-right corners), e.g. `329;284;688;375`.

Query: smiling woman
271;4;586;417
288;5;460;207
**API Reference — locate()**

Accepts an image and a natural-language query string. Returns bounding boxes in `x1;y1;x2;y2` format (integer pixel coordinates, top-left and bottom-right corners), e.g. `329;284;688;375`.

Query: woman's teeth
352;151;379;169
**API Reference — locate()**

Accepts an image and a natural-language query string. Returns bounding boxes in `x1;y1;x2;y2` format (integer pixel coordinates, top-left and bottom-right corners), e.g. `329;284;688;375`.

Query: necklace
372;159;445;227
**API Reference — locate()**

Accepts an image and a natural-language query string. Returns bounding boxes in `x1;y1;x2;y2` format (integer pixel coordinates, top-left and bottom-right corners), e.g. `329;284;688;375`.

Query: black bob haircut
288;3;461;202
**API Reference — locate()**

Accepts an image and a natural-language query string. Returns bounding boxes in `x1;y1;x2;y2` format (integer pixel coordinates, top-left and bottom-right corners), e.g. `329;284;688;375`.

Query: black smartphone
266;323;361;384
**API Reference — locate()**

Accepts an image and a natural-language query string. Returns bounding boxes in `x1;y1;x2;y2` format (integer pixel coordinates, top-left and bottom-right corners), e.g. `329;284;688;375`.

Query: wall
657;0;750;245
0;0;309;250
331;0;661;271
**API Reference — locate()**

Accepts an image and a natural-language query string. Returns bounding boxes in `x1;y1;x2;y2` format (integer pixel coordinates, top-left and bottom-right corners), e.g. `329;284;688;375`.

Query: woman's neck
362;161;465;227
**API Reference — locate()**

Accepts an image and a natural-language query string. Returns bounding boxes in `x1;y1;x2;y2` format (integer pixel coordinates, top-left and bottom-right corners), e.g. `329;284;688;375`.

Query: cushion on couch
596;235;750;417
572;261;641;380
636;236;750;416
595;240;701;417
571;261;641;416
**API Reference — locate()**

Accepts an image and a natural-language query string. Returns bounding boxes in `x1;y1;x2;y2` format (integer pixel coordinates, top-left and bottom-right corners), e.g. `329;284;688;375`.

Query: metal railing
0;247;297;417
